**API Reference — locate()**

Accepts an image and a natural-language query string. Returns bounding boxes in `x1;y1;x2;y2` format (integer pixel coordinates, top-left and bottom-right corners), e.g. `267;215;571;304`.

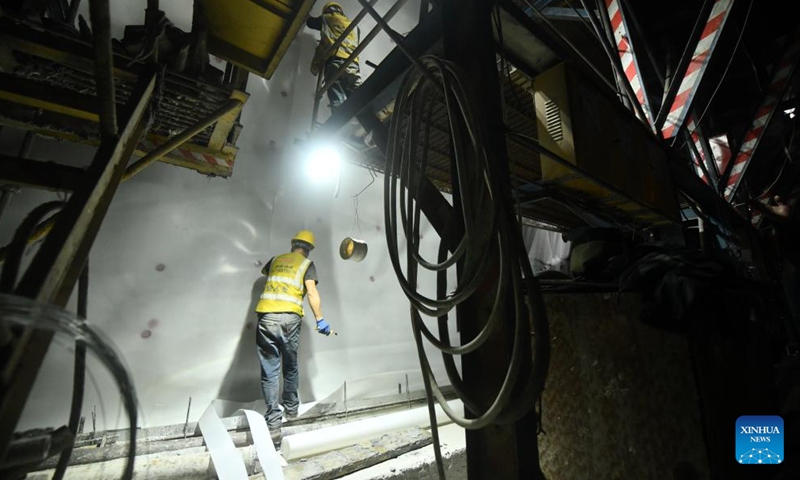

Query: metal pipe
123;99;242;180
88;0;118;138
319;0;380;62
318;0;412;99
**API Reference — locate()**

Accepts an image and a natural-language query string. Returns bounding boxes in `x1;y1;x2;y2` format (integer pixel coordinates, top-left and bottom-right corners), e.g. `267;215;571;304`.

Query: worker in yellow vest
256;230;332;449
307;2;362;111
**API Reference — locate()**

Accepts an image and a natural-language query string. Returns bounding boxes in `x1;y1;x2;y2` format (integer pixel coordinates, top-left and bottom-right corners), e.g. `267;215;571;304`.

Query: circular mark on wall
141;330;152;339
147;319;159;329
254;260;263;267
246;322;254;330
370;276;375;282
375;225;381;232
155;263;166;272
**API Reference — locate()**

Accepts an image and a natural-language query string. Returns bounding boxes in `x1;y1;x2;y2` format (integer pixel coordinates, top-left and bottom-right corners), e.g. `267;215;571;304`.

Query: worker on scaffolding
307;2;362;112
255;230;332;449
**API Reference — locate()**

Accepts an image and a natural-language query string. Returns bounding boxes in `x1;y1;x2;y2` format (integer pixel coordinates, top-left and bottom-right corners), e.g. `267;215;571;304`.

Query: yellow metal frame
201;0;318;79
0;23;248;177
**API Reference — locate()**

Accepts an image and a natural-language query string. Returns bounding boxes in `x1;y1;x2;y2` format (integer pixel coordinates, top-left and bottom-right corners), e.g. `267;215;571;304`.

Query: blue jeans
324;57;361;111
256;312;302;429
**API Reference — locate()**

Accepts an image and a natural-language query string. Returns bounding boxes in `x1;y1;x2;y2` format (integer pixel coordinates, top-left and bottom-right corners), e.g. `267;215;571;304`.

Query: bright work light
306;143;342;183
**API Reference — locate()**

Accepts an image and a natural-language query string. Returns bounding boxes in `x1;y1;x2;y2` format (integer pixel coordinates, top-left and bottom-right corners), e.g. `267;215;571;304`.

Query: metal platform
311;1;687;232
0;15;248;177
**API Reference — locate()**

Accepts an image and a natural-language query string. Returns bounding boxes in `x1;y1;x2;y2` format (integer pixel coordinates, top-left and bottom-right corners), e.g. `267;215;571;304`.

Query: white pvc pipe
282;400;463;461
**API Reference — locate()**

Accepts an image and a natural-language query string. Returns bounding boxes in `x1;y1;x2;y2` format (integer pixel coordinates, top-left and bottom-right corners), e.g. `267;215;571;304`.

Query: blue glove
316;318;331;336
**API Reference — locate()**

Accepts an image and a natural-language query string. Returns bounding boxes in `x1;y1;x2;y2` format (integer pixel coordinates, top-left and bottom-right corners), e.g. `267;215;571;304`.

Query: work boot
285;410;298;421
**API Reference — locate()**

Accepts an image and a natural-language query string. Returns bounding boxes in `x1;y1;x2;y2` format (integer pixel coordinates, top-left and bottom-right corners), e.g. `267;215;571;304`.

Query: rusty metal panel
539;293;710;480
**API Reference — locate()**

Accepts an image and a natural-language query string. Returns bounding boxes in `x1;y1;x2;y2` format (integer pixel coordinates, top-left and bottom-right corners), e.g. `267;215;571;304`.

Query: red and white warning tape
605;0;654;126
661;0;735;139
138;137;233;170
724;36;800;201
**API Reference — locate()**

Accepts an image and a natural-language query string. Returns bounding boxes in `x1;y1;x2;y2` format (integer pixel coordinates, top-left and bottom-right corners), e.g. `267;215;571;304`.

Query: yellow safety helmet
292;230;316;250
323;2;344;14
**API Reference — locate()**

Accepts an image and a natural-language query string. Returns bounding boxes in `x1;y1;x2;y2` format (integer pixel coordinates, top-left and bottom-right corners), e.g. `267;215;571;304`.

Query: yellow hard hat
292;230;316;249
323;2;343;14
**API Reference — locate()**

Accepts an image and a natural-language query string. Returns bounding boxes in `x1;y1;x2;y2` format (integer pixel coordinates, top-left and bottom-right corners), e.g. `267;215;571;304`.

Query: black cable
53;262;88;480
0;201;65;293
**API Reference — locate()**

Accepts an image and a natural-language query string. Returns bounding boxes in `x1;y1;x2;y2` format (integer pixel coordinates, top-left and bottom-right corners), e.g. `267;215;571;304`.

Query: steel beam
0;72;156;460
319;0;412;99
722;31;800;201
88;0;117;138
123;98;243;180
0;156;85;192
602;0;655;128
656;0;735;138
315;8;442;137
442;0;545;478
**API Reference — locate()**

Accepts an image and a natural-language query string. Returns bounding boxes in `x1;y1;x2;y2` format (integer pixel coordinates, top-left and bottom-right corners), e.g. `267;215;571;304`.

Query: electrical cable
0;201;66;294
52;262;88;480
0;293;138;480
384;54;550;479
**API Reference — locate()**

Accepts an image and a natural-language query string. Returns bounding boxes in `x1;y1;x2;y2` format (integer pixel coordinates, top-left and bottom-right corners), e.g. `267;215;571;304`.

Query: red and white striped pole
723;35;800;201
686;115;710;184
660;0;735;139
604;0;654;128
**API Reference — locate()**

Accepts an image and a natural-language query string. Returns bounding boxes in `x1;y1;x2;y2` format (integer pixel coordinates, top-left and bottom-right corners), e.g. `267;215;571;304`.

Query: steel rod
88;0;118;138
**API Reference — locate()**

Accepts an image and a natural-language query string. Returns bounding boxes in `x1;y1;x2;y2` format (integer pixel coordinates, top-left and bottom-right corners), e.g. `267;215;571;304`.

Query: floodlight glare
306;144;342;183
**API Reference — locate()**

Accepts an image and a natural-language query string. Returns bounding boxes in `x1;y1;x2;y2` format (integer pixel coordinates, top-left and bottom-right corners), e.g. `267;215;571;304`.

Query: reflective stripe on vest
255;253;312;316
321;13;358;62
259;292;303;306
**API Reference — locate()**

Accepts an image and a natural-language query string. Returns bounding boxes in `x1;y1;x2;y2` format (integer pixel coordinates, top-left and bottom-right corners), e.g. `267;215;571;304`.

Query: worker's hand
316;318;331;336
310;62;320;77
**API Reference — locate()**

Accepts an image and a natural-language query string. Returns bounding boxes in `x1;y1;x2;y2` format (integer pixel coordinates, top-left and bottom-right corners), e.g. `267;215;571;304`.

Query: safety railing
310;0;431;131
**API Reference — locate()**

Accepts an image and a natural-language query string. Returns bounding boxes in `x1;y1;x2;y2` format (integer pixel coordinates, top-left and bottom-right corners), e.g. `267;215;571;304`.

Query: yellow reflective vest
312;12;359;73
255;252;312;316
